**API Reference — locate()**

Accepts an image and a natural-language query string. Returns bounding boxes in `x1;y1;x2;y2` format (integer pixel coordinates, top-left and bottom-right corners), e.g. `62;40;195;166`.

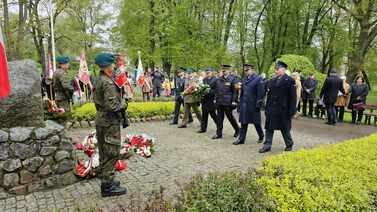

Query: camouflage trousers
182;103;202;126
96;125;121;185
56;99;71;112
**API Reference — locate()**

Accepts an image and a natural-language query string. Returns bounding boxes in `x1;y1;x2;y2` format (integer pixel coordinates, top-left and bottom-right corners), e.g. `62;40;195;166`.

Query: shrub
174;172;274;211
268;54;326;93
257;133;377;211
71;101;176;121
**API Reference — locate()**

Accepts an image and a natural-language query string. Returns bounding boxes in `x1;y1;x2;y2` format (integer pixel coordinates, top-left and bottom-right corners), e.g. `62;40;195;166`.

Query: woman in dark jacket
348;76;369;124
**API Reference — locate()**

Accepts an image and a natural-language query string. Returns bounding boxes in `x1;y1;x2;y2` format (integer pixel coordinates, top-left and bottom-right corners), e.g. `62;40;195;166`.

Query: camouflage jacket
53;68;73;101
93;73;127;127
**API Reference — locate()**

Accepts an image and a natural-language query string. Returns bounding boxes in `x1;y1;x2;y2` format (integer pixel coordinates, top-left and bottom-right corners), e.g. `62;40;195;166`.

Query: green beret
185;68;194;74
56;56;70;65
95;52;115;68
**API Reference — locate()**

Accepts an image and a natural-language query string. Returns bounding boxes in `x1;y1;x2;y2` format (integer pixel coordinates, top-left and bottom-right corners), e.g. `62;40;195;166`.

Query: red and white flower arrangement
73;131;156;178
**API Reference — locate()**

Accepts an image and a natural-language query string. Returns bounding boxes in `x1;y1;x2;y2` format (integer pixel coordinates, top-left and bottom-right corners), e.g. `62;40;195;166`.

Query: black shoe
284;146;293;151
259;146;271;153
169;122;178;125
325;122;335;125
257;138;264;143
233;130;239;138
113;180;120;187
233;139;245;145
212;135;222;139
197;129;206;133
101;183;128;197
178;125;187;128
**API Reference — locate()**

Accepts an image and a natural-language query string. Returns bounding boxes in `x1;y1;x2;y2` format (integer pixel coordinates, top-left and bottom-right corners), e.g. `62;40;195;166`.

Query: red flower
114;160;127;172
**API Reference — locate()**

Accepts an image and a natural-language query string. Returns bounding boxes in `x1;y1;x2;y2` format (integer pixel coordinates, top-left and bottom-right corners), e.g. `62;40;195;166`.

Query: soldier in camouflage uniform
53;56;74;112
93;53;128;197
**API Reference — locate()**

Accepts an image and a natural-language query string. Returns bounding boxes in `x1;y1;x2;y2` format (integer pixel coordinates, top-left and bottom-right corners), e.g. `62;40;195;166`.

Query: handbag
352;102;365;110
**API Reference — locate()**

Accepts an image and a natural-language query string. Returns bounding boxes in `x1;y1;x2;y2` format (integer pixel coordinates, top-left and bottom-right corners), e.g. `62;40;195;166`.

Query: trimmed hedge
71;101;175;121
172;134;377;211
258;133;377;211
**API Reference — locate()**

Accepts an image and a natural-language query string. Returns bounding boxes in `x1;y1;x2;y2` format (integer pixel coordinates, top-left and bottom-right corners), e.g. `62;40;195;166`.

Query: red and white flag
47;53;54;80
136;51;145;86
79;50;91;86
0;27;10;98
114;53;127;88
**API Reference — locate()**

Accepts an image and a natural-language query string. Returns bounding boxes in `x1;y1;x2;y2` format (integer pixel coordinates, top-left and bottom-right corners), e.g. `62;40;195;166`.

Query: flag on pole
78;50;91;85
114;53;128;88
47;53;54;80
0;27;10;99
136;51;145;86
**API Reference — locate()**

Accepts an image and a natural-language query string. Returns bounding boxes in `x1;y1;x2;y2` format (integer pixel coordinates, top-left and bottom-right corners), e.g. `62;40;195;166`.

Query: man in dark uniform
302;73;318;117
93;53;128;197
197;67;218;133
259;61;297;153
212;64;240;140
151;68;164;98
53;56;74;112
234;64;264;145
170;68;192;125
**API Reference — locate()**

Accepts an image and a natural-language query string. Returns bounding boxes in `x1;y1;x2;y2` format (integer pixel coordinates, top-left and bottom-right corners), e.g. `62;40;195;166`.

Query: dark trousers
142;92;151;101
216;105;239;136
303;99;314;117
172;98;192;124
263;128;293;148
351;110;364;123
153;86;161;97
325;103;336;123
201;108;217;131
335;106;345;122
238;123;264;143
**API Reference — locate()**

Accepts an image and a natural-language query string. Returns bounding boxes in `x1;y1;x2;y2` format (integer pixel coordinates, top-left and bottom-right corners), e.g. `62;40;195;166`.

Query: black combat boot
101;182;128;197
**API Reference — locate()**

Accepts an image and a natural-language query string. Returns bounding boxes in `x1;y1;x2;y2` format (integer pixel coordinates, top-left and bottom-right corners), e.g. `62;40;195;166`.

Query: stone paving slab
0;117;376;211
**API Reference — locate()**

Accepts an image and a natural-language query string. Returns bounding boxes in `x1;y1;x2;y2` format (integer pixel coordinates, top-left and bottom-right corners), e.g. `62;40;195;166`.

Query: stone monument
0;60;78;198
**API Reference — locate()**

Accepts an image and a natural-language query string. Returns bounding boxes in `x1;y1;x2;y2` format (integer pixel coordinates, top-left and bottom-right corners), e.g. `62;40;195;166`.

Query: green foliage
175;172;274;211
269;54;326;92
257;133;377;211
71;101;175;121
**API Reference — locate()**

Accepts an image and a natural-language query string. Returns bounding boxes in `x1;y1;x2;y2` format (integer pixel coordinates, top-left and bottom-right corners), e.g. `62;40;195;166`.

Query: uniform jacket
265;74;297;130
201;76;217;111
320;74;344;104
302;78;318;100
174;76;185;101
53;68;73;101
239;74;264;124
214;75;237;106
183;76;200;104
93;73;126;128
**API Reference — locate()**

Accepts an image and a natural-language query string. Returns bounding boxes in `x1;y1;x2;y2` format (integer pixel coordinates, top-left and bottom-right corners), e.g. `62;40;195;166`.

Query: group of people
170;61;297;153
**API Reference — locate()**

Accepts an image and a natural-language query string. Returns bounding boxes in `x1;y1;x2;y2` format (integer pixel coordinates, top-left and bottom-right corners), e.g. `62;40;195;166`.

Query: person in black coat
234;64;265;145
348;76;369;124
302;73;318;117
151;68;164;98
320;68;344;125
212;64;240;140
197;68;218;133
170;68;192;125
259;61;297;153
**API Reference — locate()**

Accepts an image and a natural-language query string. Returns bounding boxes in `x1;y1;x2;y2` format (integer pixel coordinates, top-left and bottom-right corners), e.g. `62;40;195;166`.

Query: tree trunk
148;0;156;71
2;0;15;59
15;0;28;59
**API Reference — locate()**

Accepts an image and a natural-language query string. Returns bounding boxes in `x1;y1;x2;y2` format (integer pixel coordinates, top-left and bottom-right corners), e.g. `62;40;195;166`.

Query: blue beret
95;53;115;68
275;60;288;69
243;64;254;69
56;56;70;65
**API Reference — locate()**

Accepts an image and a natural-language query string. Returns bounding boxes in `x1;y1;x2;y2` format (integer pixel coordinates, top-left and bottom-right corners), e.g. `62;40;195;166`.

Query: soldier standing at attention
259;61;297;153
53;56;74;112
93;53;128;197
212;64;240;140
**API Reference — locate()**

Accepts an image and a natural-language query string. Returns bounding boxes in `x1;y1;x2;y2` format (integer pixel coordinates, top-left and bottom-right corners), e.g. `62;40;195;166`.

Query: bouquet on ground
121;134;156;158
74;131;156;178
192;84;210;99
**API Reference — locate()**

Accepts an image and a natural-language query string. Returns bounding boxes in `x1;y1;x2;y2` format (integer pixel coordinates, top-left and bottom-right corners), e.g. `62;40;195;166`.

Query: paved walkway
1;118;376;211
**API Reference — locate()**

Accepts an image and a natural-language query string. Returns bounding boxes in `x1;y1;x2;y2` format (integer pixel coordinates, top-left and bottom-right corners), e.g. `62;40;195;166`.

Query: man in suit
151;68;164;98
234;64;265;145
259;61;297;153
302;73;318;117
320;68;344;125
212;64;240;140
197;67;218;133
